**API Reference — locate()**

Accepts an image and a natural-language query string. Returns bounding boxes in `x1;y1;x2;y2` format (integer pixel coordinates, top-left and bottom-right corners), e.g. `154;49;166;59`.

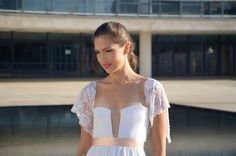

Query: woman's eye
106;49;113;52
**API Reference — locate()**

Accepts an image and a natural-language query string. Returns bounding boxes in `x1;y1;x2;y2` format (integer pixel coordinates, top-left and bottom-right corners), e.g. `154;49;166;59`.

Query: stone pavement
0;77;235;112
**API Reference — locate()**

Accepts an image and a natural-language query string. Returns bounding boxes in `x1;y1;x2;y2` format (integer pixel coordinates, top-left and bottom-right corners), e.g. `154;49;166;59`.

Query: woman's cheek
96;55;102;66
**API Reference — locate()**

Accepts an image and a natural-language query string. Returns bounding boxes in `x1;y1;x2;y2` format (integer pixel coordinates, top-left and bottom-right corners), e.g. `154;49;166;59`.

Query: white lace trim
71;78;171;143
144;78;171;143
71;81;96;136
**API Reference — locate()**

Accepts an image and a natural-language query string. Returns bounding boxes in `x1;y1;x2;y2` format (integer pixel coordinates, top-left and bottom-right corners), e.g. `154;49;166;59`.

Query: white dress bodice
87;104;148;156
93;104;149;140
71;77;171;156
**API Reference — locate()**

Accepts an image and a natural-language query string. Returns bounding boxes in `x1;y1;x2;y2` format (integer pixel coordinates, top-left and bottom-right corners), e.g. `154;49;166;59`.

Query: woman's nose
100;53;108;62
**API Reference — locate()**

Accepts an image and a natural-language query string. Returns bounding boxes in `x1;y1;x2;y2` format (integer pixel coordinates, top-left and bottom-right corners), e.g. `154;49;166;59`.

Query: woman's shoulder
144;77;165;93
145;77;160;86
79;81;96;97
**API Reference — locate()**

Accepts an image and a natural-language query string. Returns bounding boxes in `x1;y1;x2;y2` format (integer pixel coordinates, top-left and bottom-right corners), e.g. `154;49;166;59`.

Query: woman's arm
151;109;168;156
76;127;92;156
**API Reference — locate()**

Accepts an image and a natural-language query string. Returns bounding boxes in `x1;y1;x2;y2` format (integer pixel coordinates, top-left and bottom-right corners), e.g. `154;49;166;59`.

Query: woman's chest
92;104;149;140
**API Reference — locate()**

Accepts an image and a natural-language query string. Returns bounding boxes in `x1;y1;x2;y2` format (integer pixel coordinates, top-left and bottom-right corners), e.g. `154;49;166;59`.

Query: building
0;0;236;78
1;1;236;155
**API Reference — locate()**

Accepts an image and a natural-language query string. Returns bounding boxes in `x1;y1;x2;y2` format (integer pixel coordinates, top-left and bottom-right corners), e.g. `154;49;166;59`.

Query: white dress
71;77;171;156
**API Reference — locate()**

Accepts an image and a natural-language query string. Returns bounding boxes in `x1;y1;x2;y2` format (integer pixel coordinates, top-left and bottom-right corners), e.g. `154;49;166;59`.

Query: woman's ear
124;42;131;54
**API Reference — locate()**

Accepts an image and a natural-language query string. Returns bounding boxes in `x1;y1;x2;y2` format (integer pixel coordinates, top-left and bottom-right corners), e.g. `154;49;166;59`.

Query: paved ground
0;77;235;112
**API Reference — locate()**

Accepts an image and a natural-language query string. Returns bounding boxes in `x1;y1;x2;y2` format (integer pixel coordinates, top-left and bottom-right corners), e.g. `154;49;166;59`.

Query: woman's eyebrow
95;47;112;52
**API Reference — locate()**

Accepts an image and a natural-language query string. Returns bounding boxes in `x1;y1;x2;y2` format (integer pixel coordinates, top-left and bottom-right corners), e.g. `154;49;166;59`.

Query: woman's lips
103;63;112;69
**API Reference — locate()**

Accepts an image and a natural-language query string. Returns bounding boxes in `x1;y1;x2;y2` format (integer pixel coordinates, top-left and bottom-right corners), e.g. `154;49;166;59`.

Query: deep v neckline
92;78;149;138
93;103;148;138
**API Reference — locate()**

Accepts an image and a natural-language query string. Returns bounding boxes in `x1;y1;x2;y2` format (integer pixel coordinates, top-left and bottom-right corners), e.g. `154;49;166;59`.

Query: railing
0;0;235;18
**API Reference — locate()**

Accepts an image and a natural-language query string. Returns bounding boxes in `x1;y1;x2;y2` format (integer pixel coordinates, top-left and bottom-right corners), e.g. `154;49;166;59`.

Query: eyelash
106;49;113;52
95;49;113;54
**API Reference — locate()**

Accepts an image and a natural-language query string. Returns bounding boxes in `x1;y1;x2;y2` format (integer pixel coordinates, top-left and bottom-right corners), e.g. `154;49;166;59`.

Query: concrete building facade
0;0;236;78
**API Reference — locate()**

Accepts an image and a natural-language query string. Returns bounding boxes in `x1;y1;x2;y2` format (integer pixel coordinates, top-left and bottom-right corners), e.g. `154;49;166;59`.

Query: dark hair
93;21;138;72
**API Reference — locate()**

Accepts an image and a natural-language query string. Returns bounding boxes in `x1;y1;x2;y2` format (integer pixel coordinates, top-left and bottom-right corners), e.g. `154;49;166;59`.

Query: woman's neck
107;64;141;85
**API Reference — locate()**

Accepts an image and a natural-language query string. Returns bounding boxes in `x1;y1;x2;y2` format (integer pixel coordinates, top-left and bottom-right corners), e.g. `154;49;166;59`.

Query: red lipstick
103;63;111;69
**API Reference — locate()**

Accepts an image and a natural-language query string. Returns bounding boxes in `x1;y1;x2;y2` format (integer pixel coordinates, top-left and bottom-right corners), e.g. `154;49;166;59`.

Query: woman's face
94;35;126;74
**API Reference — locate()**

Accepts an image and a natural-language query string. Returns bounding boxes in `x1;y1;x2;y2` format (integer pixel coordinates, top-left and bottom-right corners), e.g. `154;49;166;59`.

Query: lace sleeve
71;82;95;136
146;78;171;143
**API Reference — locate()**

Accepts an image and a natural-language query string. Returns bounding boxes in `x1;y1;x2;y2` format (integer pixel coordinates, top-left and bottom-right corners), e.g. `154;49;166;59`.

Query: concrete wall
1;13;236;34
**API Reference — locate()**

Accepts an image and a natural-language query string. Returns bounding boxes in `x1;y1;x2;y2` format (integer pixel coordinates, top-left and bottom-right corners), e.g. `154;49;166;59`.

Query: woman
71;21;171;156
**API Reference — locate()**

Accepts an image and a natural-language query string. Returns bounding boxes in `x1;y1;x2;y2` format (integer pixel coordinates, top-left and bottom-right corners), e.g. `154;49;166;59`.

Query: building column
139;31;152;77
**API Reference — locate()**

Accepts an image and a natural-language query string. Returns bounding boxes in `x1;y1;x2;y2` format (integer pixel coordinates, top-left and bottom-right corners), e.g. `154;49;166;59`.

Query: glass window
189;35;206;42
221;35;236;43
158;35;174;42
151;0;160;14
220;45;234;76
95;0;116;13
157;35;187;43
0;32;12;76
48;44;77;75
139;0;149;14
13;32;48;75
0;44;12;75
48;33;79;76
172;35;188;42
0;32;11;39
173;45;187;76
0;0;21;10
119;0;138;14
14;32;46;40
23;0;48;12
190;45;204;75
73;0;87;13
203;1;210;15
13;42;48;73
223;1;236;15
161;1;180;15
51;0;72;12
87;0;95;13
182;1;201;15
205;45;218;76
0;45;11;63
235;45;236;75
211;1;222;15
48;33;78;41
158;45;172;76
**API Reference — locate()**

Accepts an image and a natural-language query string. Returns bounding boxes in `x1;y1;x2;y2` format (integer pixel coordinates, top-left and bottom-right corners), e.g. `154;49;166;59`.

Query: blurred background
0;0;236;155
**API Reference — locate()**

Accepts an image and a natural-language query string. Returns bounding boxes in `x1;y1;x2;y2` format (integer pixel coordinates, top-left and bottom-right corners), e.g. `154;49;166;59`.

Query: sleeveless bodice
93;104;148;141
71;77;171;156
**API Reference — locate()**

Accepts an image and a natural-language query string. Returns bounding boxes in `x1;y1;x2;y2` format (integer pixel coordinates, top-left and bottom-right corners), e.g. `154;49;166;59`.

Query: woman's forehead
94;35;115;49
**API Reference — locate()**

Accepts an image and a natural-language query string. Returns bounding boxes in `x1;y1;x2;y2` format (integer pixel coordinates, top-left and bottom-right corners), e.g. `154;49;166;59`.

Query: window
151;0;160;14
161;1;180;15
95;0;116;13
139;0;149;14
0;0;21;10
211;1;222;15
120;0;138;14
182;1;201;15
223;1;236;15
23;0;47;12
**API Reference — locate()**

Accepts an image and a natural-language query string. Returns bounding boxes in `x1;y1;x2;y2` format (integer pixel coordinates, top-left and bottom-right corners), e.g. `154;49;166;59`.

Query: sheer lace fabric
71;77;171;143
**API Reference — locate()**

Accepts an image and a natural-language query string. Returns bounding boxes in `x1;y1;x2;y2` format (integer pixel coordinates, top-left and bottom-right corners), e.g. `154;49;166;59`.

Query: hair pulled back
93;21;138;72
